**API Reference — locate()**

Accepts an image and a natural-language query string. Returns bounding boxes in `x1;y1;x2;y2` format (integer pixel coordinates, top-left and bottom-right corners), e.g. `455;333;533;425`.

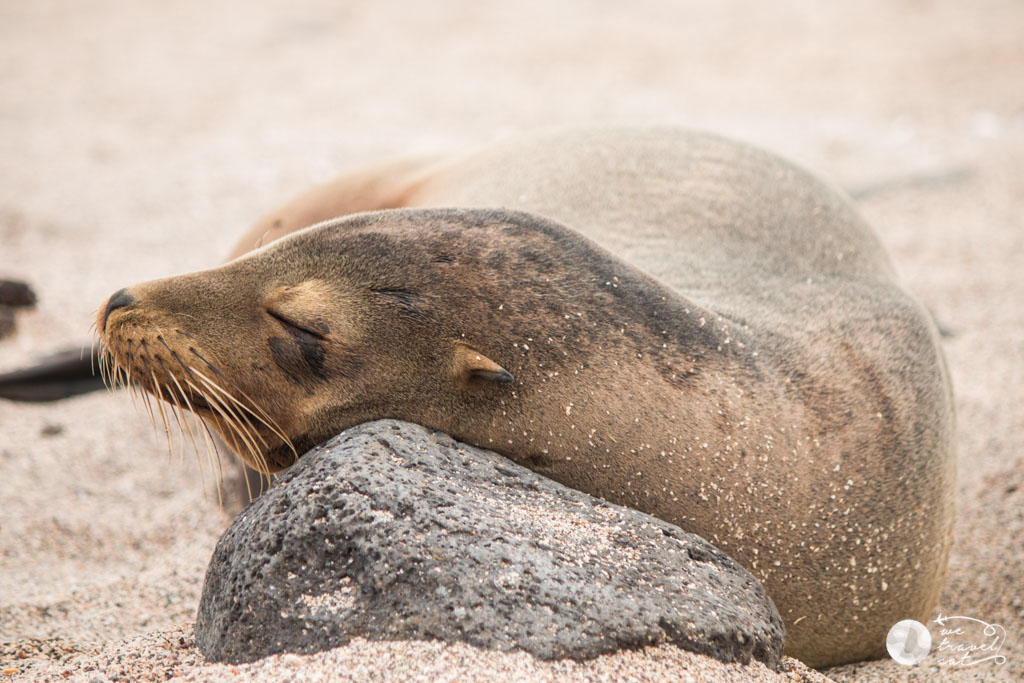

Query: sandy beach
1;1;1020;680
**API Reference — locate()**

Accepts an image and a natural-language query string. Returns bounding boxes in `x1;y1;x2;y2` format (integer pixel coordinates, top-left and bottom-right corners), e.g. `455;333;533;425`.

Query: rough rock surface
195;420;784;668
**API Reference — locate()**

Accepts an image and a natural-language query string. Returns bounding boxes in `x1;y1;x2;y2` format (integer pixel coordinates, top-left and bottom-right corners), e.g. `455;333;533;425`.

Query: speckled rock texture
195;420;784;668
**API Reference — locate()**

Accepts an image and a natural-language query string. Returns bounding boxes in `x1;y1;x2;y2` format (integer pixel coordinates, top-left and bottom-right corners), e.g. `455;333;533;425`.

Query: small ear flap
454;344;514;386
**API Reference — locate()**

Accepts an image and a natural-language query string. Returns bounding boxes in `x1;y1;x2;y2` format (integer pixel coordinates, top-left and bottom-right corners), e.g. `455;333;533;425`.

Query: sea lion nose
101;288;135;331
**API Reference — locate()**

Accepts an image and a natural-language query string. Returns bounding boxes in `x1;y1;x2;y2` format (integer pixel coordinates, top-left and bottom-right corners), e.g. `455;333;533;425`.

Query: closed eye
266;309;329;340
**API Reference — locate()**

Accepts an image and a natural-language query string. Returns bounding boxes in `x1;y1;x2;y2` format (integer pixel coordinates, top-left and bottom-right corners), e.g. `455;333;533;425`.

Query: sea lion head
96;208;584;474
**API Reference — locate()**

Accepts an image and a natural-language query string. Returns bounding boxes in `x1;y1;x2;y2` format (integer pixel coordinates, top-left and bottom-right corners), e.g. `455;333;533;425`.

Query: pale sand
0;1;1020;681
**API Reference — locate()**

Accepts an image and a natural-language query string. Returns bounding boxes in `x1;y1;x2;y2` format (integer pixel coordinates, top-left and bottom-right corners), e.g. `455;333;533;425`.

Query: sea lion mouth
97;331;296;476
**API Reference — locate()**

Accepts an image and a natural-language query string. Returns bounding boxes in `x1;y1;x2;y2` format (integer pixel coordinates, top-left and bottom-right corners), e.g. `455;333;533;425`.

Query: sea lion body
99;128;955;667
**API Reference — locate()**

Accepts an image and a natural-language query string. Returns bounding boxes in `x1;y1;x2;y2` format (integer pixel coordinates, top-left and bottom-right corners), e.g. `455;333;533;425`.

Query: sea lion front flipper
0;346;106;402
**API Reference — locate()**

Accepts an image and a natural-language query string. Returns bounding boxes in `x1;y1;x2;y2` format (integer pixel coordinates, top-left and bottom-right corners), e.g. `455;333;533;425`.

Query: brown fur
98;127;955;668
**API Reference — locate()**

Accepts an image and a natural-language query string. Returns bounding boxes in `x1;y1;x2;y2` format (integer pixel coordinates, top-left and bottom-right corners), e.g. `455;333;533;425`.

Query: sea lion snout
100;288;135;332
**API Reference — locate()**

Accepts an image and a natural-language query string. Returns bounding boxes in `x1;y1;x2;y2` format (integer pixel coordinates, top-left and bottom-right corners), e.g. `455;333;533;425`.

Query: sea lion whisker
147;368;176;455
105;350;122;393
127;380;142;420
116;360;138;416
156;356;196;463
96;343;124;390
118;342;133;391
187;401;228;504
108;350;120;392
198;384;269;450
97;347;109;389
149;367;177;455
185;378;245;459
187;374;268;475
139;341;176;454
187;350;293;449
157;336;199;384
165;370;205;456
209;392;271;478
155;356;224;479
198;409;258;505
168;393;190;462
111;355;122;390
102;349;114;390
110;342;124;390
159;344;264;450
186;361;293;454
181;408;214;506
126;376;144;421
169;392;224;506
188;369;269;450
134;365;157;427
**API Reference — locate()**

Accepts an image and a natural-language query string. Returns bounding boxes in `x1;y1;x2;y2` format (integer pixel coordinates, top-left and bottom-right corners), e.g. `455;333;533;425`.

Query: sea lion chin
96;127;955;668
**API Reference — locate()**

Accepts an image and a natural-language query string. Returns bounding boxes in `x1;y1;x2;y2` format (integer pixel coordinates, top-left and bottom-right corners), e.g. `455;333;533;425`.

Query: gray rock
195;420;784;668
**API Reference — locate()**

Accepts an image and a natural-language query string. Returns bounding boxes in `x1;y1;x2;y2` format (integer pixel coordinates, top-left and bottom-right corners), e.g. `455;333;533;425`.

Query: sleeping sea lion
18;128;960;667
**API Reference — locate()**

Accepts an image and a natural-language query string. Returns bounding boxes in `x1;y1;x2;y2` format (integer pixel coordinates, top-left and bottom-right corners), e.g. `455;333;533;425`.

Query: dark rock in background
195;420;784;668
0;306;14;339
0;279;37;308
0;278;36;340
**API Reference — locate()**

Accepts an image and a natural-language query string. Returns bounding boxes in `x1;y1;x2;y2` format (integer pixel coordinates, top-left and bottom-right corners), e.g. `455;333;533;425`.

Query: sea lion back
407;127;897;296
